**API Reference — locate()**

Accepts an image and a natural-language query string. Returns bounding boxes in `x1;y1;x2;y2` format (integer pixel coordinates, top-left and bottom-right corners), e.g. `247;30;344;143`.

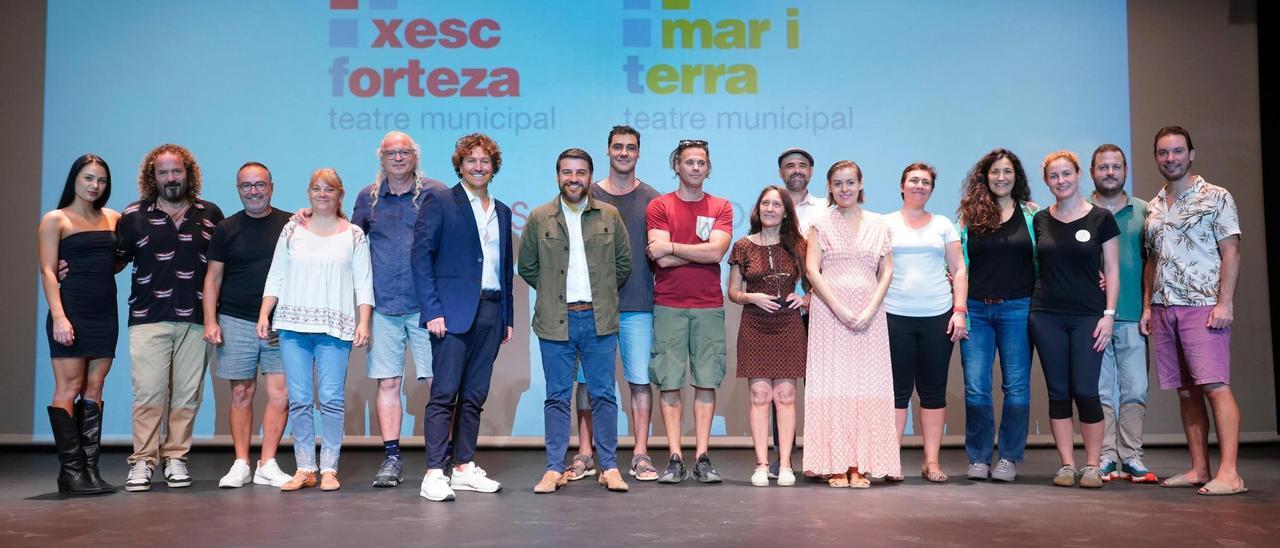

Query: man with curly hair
412;133;514;502
115;143;224;492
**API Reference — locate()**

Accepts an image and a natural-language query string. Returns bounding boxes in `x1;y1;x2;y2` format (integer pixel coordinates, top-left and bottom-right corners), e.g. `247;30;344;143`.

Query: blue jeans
279;330;351;472
540;310;620;472
959;298;1031;464
1099;320;1148;460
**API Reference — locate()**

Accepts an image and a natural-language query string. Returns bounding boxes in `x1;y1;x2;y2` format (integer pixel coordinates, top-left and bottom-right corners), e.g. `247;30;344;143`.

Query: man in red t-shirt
645;139;733;484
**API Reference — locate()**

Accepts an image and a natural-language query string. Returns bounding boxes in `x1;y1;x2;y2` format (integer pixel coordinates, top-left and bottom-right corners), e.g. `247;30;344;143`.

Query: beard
1093;177;1125;198
160;181;187;201
785;174;809;192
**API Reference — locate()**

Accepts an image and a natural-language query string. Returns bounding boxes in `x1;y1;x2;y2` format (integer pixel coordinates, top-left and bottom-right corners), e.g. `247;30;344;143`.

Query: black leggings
1028;311;1104;423
887;311;954;409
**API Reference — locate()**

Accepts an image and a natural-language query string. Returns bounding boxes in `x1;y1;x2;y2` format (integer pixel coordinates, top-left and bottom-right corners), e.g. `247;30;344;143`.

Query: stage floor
1;445;1275;547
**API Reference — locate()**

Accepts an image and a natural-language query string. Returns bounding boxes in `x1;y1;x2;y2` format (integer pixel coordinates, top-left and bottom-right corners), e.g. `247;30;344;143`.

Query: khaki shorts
650;305;726;391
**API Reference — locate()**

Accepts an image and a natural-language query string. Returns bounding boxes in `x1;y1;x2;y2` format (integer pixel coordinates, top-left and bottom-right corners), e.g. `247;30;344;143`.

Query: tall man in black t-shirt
116;144;224;492
203;162;294;488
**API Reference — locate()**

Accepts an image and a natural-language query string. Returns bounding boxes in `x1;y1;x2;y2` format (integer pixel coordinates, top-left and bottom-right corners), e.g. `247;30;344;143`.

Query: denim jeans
1099;320;1148;461
279;330;351;472
539;310;620;472
959;297;1031;464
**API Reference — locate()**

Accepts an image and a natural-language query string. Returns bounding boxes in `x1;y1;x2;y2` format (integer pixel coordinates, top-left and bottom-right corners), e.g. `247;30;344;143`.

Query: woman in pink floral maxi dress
802;160;901;488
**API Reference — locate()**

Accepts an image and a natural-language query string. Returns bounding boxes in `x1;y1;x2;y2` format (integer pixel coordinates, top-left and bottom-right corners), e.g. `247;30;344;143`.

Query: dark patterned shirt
116;199;225;326
1145;176;1241;306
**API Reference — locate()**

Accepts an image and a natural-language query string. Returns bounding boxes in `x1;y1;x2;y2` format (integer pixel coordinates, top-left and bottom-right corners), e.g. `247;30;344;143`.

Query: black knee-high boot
77;400;114;492
47;406;106;495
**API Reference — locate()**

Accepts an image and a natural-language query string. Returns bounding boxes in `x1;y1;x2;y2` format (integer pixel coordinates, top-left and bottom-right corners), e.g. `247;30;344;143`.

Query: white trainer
420;469;455;501
751;466;770;487
254;459;293;487
777;468;797;487
449;462;502;493
218;459;253;488
164;457;192;488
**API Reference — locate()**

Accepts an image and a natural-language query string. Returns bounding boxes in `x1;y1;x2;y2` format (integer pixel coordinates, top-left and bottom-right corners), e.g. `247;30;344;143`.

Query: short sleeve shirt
646;192;734;308
1032;206;1120;315
1091;194;1148;321
883;211;960;317
206;208;292;322
590;180;661;311
116;199;225;326
1145;176;1241;306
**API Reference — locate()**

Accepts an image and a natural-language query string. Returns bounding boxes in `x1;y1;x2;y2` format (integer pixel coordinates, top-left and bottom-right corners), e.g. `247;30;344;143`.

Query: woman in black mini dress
37;154;121;495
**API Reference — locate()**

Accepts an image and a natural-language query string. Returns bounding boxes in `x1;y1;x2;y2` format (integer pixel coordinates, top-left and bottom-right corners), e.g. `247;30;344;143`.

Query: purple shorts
1150;304;1231;390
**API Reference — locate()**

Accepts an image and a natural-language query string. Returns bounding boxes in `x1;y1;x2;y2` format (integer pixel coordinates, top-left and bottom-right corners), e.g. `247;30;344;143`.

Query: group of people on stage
37;124;1248;500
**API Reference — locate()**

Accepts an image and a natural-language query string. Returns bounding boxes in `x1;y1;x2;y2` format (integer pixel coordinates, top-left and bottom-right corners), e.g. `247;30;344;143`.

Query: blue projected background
37;0;1130;439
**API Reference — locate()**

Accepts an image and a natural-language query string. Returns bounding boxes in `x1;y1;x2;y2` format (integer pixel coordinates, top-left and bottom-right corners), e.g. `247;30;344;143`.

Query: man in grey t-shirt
581;125;662;482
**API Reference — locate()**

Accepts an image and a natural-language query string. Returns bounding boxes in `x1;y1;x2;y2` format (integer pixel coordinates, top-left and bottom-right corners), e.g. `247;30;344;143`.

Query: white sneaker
751;466;770;487
449;462;502;493
164;458;192;488
254;459;293;487
420;469;455;501
125;461;153;492
218;459;253;488
777;468;796;487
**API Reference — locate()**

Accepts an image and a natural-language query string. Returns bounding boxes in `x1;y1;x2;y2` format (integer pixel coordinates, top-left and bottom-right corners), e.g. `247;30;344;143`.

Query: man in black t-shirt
202;162;294;488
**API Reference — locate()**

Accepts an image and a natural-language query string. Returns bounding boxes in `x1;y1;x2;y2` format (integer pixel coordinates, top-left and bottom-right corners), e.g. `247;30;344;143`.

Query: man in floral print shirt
1139;126;1245;496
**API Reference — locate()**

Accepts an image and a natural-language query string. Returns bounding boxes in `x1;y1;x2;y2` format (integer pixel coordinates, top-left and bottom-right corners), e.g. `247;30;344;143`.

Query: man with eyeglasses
645;139;733;484
203;162;294;488
352;131;447;488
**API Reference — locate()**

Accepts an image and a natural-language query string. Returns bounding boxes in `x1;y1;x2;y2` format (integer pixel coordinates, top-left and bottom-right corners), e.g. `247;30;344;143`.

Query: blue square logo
330;19;358;48
622;19;651;48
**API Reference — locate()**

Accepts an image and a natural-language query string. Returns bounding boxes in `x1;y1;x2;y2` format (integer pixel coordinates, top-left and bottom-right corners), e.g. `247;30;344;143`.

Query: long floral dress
803;209;901;477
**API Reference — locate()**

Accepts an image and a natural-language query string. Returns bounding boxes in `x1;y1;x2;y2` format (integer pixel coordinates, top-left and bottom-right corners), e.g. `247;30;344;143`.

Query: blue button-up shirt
352;177;446;315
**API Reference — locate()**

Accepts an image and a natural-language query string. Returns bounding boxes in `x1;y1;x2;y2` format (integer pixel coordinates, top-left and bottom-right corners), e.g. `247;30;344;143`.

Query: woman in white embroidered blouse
258;168;373;492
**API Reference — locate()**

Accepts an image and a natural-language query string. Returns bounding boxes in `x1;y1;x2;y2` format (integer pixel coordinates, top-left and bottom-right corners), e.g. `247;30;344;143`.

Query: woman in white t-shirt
258;168;373;492
883;162;968;483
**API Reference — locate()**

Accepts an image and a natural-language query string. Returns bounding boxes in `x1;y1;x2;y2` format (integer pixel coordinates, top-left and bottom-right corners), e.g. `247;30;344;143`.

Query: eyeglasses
382;149;415;160
237;181;269;192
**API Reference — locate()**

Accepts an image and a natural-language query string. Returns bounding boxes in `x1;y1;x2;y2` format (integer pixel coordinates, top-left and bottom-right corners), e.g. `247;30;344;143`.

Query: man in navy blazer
411;133;514;502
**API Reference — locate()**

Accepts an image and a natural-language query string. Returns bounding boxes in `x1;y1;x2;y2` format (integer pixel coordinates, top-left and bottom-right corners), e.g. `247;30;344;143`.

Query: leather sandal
630;454;659;482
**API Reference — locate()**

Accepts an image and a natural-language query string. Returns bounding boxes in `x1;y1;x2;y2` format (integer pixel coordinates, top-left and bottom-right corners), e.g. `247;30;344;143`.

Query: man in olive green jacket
518;148;632;494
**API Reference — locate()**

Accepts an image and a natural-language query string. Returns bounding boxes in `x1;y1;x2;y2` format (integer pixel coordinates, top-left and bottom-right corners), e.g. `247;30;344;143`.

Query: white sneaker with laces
449;462;502;493
254;459;293;487
164;458;192;488
125;461;153;492
420;469;455;501
218;459;252;488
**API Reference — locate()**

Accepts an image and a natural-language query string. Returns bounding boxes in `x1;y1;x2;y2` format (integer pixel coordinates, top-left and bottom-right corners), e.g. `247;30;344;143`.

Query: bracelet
671;242;676;255
1103;309;1116;316
953;306;967;314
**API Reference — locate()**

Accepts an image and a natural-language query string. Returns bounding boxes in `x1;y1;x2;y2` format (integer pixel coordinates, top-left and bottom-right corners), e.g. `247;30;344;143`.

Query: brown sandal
629;454;659;482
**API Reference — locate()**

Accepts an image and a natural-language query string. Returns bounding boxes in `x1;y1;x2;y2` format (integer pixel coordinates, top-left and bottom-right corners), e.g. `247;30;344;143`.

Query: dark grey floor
1;445;1276;547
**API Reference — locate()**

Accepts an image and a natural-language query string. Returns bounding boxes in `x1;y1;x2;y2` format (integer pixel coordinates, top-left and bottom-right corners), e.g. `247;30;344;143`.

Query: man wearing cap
779;148;822;236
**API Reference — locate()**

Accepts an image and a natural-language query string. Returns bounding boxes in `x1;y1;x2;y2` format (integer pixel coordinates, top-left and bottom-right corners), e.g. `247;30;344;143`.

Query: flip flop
1198;478;1247;496
1160;473;1207;488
